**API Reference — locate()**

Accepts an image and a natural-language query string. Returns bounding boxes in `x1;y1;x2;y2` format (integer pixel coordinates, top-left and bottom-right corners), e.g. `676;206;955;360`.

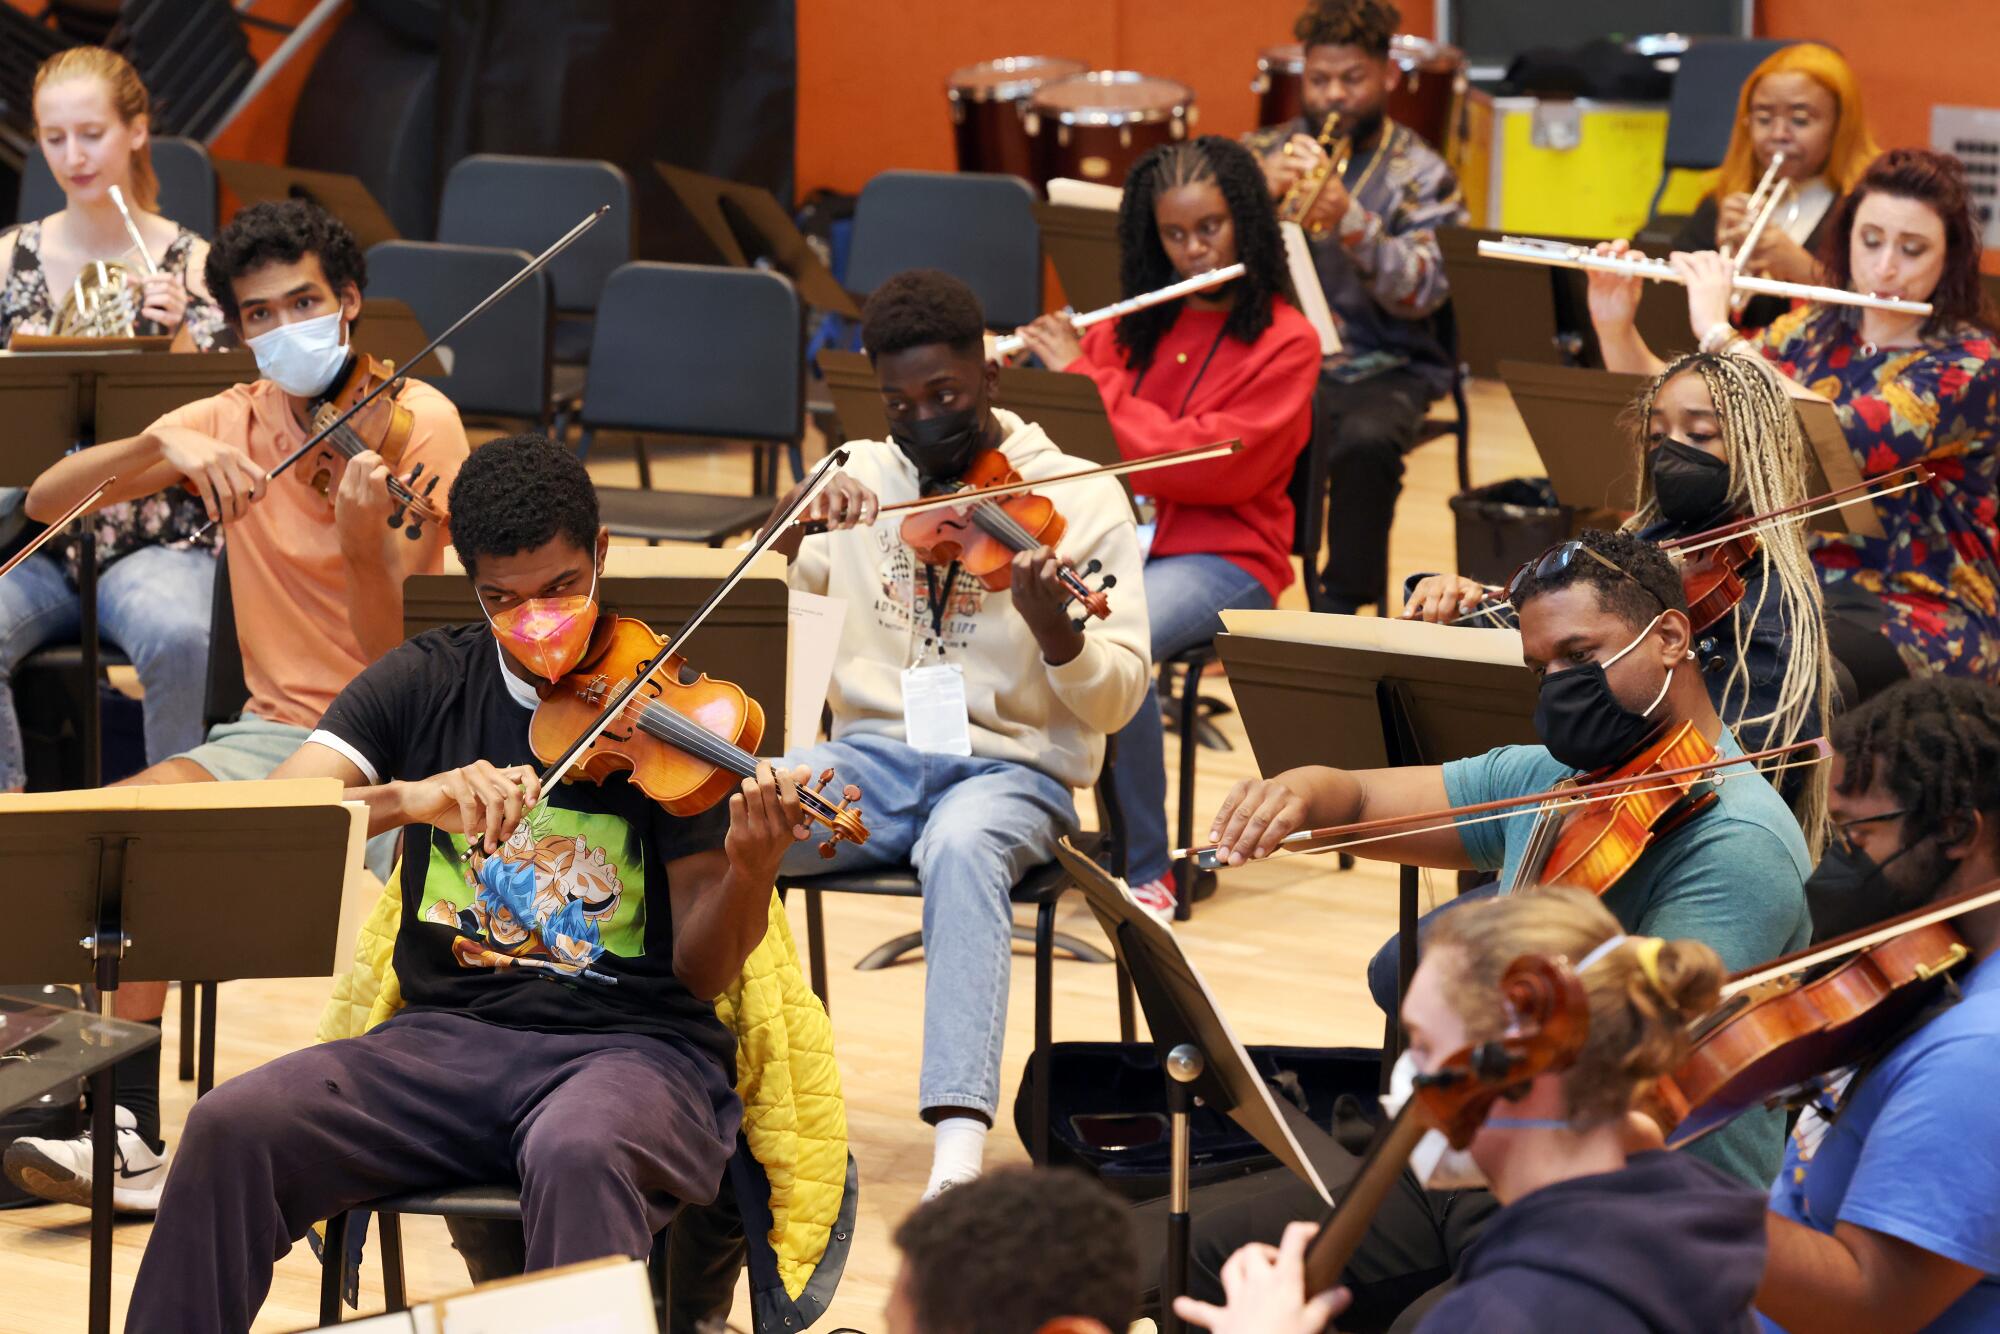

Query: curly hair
1426;887;1725;1129
1833;676;2000;850
1112;136;1295;373
1509;527;1687;633
1819;148;1999;336
1626;352;1832;852
1294;0;1399;56
204;199;366;327
860;268;986;361
892;1167;1138;1334
447;433;600;574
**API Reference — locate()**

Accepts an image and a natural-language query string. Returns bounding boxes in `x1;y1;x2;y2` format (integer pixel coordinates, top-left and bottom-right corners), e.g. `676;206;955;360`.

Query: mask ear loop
1603;612;1679;719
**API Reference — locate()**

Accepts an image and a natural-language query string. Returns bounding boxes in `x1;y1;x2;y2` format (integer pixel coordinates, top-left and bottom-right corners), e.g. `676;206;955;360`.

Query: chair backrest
364;240;551;423
1660;39;1787;173
16;136;218;235
579;261;802;442
435;154;633;317
845;170;1042;329
202;548;248;732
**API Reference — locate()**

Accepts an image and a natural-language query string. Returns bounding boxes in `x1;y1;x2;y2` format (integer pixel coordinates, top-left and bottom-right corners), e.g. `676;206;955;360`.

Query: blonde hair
32;47;158;211
1425;888;1724;1129
1714;43;1881;201
1624;351;1832;856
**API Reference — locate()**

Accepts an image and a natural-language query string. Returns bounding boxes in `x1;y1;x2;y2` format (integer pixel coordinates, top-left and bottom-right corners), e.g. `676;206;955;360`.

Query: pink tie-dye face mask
483;571;600;684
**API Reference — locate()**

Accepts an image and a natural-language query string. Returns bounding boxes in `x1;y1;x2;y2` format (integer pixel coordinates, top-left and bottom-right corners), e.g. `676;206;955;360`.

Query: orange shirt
154;378;469;730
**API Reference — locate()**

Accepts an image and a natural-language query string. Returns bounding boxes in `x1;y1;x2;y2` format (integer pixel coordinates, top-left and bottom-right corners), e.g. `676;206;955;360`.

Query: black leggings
1824;587;1913;711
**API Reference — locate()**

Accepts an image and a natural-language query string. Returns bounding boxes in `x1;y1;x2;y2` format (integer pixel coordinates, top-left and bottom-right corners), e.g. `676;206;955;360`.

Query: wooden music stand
1214;610;1539;1069
0;779;364;1334
654;161;860;318
352;297;445;381
1034;200;1123;312
1499;360;1883;537
212;159;402;253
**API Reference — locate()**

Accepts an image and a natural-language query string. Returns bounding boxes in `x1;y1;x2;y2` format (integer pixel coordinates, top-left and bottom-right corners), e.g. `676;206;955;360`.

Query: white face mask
246;310;349;397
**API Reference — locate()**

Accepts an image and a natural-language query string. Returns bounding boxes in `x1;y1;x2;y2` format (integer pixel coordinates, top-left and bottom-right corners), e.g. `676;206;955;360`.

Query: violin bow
1173;736;1831;868
1662;464;1930;557
789;440;1241;531
1719;877;2000;999
196;205;612;539
0;477;112;581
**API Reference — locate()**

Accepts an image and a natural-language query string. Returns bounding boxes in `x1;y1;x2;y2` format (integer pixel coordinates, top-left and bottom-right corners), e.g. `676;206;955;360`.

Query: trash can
1450;477;1573;587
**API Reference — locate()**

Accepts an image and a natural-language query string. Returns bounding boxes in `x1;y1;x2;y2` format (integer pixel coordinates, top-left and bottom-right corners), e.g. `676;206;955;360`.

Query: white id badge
902;663;973;756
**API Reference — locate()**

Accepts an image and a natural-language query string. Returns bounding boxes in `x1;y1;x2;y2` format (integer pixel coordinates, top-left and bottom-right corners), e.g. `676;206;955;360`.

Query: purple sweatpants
125;1009;740;1334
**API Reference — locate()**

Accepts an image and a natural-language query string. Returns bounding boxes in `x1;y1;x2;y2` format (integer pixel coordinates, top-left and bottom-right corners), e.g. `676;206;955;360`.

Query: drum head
1031;71;1195;126
948;55;1088;102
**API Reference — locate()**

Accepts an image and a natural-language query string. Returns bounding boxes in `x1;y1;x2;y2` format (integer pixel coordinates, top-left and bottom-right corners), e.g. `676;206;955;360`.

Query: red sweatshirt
1067;299;1320;600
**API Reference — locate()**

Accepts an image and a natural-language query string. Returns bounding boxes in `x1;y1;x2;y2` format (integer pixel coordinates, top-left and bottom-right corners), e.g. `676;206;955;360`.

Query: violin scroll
1420;953;1590;1147
809;767;867;859
1065;557;1116;630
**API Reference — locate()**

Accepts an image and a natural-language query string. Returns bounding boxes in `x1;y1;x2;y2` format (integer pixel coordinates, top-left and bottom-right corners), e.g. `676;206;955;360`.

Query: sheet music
1045;177;1124;210
1221;608;1522;666
786;589;847;751
1281;221;1343;356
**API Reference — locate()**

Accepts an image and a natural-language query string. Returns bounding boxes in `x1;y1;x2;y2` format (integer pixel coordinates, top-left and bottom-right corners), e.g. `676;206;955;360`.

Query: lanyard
1133;320;1230;414
921;560;960;654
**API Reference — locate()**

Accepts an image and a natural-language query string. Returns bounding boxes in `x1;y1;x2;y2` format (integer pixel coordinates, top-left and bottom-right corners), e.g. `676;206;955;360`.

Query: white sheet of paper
1281;220;1344;356
902;663;973;755
786;588;847;751
1046;177;1124;210
1220;608;1525;667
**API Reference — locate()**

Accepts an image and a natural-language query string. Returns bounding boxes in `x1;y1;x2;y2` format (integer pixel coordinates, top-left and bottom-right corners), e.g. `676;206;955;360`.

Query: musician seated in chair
0;48;229;798
763;269;1149;1200
1245;0;1467;615
1177;889;1769;1334
69;433;805;1333
1753;675;2000;1333
12;198;468;1213
1010;135;1319;919
1187;528;1809;1326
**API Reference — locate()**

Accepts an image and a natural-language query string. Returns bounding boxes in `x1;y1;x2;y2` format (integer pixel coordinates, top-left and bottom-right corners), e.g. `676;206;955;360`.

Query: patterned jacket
1245;117;1467;396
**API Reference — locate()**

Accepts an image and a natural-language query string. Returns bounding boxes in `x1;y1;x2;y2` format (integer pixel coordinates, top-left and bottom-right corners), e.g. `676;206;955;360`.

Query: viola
529;614;868;857
1302;952;1588;1295
899;449;1113;626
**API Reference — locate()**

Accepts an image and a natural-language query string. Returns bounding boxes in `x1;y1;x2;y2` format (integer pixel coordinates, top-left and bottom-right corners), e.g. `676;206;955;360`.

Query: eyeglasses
1828;808;1912;856
1506;540;1661;610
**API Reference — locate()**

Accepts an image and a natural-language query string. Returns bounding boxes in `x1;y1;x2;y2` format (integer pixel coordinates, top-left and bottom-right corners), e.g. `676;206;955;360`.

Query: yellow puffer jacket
320;877;854;1325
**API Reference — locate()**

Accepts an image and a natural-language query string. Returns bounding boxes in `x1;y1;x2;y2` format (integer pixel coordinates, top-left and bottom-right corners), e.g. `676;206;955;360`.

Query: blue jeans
1114;554;1272;886
778;733;1076;1121
0;546;215;790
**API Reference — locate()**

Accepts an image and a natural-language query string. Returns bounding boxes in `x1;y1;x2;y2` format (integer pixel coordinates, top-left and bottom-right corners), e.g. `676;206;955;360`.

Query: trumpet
991;263;1247;360
1475;236;1933;316
1278;110;1351;231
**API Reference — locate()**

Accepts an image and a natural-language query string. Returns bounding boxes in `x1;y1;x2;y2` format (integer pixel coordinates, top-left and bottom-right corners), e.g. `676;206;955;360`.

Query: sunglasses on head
1506;540;1663;610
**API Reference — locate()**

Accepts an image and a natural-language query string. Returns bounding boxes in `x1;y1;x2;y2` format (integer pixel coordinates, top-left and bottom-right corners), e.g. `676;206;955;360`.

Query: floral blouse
1751;306;2000;680
1;219;226;581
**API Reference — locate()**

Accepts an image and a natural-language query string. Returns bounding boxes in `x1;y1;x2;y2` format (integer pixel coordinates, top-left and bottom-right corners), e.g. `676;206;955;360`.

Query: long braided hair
1111;135;1294;373
1626;351;1832;854
1835;676;2000;844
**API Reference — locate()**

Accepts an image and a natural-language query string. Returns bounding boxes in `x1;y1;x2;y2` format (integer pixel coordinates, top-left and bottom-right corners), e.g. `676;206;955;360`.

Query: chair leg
318;1211;349;1326
1014;923;1112;964
634;435;653;490
1174;658;1201;922
380;1212;407;1312
1116;957;1136;1044
804;889;829;1010
196;982;217;1097
855;930;927;971
1032;899;1055;1166
648;1226;670;1323
177;983;195;1082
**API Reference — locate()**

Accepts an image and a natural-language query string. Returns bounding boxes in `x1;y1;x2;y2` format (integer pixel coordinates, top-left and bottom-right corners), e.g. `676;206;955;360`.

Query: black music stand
1034;200;1122;312
654;161;860;318
212;159;402;253
1213;618;1538;1072
1499;360;1883;536
0;785;357;1334
816;347;1124;472
1437;226;1596;378
0;350;255;786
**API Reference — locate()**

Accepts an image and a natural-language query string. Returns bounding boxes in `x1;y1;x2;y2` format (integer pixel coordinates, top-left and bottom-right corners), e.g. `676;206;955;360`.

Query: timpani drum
1028;71;1197;187
1250;36;1467;155
947;56;1088;182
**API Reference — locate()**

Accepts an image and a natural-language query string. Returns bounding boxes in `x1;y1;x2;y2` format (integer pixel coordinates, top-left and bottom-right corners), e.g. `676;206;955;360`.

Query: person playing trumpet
1244;0;1467;617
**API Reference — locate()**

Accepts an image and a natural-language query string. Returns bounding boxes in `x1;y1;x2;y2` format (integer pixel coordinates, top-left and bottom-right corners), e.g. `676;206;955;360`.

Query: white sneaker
3;1105;168;1212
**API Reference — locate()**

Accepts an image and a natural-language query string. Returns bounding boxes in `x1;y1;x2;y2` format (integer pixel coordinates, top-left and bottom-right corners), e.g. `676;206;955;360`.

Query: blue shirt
1443;727;1812;1188
1759;950;2000;1332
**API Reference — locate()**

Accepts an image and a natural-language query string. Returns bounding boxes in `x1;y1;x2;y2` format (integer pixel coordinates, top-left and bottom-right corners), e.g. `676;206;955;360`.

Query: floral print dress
0;219;226;581
1751;305;2000;679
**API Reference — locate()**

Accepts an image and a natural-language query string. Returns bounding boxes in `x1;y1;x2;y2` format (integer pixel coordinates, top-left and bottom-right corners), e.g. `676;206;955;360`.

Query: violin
1511;721;1722;895
297;352;442;539
1302;953;1588;1295
529;614;868;857
900;449;1113;627
1678;531;1760;634
1650;877;2000;1148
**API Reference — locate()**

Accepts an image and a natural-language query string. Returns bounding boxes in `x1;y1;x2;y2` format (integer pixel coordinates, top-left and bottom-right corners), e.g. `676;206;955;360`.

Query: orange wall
1758;1;1994;153
796;0;1434;196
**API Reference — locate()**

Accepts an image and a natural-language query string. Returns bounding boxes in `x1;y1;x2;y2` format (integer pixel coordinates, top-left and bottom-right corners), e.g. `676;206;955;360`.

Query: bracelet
1699;321;1739;355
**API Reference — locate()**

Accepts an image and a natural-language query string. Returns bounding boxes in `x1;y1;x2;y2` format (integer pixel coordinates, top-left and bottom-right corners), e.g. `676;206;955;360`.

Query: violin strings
599;690;838;822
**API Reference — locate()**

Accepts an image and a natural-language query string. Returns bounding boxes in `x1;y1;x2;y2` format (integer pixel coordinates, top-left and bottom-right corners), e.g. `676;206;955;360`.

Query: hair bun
1645;939;1725;1022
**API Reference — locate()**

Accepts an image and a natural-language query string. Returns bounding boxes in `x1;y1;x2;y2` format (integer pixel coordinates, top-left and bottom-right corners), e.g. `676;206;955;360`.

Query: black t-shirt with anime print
312;622;733;1074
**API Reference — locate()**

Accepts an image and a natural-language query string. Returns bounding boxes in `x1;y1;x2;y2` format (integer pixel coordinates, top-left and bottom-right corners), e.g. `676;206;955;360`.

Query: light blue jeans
1114;553;1273;886
778;733;1076;1122
0;546;215;790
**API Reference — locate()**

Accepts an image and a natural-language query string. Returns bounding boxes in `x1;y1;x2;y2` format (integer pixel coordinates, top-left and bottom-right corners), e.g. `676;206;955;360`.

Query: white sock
924;1116;988;1199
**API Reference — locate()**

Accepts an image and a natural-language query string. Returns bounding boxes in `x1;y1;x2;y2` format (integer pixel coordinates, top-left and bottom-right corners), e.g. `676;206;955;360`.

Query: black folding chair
364;240;553;428
844;170;1043;329
17;136;218;235
1643;38;1786;224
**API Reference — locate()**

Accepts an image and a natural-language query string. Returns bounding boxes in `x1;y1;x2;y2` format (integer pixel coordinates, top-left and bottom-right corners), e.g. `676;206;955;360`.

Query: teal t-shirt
1441;726;1812;1188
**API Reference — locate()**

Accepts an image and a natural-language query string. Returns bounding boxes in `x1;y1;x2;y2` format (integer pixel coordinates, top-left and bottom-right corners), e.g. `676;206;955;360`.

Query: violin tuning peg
1100;573;1116;589
423;475;442;496
842;783;861;802
815;768;836;793
1071;616;1087;632
405;520;424;541
1083;558;1101;576
407;461;426;481
817;840;837;860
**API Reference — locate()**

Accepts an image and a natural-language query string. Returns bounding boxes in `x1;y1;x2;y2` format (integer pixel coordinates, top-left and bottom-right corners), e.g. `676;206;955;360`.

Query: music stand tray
654;161;859;318
1034;200;1123;313
213;159;402;253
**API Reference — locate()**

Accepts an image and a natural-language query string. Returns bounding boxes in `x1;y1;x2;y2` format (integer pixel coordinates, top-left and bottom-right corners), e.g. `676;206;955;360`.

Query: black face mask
892;402;987;483
1650;439;1734;527
1532;618;1674;772
1804;835;1943;943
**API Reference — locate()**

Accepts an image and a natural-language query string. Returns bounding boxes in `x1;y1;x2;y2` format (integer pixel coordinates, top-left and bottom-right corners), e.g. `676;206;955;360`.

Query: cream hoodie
789;409;1150;788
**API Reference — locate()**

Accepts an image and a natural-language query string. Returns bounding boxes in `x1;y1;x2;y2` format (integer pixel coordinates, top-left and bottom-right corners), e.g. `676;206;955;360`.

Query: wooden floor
0;381;1546;1333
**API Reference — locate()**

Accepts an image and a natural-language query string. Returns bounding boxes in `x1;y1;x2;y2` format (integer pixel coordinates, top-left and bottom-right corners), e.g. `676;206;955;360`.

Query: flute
1476;236;1932;316
992;262;1247;359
